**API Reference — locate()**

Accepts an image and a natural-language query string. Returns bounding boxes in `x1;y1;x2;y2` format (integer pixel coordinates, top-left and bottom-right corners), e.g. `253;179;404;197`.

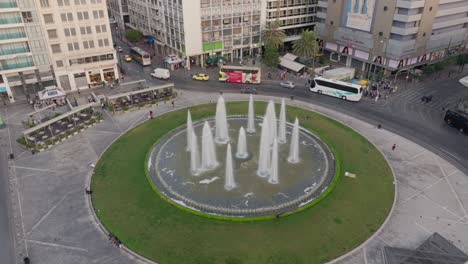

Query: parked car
116;46;123;52
192;73;209;81
123;55;132;62
280;81;295;89
240;87;257;94
151;68;170;80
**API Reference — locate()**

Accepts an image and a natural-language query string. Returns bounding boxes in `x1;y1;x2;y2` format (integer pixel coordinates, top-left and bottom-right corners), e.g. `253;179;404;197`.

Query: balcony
391;26;419;35
0;2;17;8
396;0;425;9
0;61;34;71
0;17;22;25
317;11;326;19
393;13;422;23
317;1;327;8
0;32;26;41
0;47;29;56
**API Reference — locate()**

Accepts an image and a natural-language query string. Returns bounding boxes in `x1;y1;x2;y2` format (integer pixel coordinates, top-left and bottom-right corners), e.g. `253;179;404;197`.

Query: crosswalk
393;85;465;111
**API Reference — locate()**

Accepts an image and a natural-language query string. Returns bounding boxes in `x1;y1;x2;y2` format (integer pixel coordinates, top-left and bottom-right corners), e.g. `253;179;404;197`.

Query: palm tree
292;30;319;68
261;20;286;48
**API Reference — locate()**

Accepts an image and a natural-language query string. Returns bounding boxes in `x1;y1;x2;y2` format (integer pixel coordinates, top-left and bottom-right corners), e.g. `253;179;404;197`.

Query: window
83;12;89;19
74;0;79;4
80;26;85;35
40;0;49;7
56;60;64;67
83;40;94;49
89;40;94;48
67;13;73;21
64;28;70;36
103;38;109;46
95;25;101;33
57;0;63;6
98;39;103;47
47;29;57;39
67;43;73;51
70;28;76;35
51;44;61;53
77;12;83;20
64;0;70;5
93;11;98;19
101;25;106;32
86;26;91;34
95;25;106;33
315;79;358;94
73;42;79;50
61;14;66;22
80;0;86;4
22;12;33;23
43;14;54;24
99;10;104;18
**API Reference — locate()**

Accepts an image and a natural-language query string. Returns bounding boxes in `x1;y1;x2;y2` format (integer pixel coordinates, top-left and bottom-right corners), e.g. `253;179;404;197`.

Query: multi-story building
38;0;118;92
109;0;129;34
316;0;468;76
0;0;118;103
265;0;317;42
110;0;319;68
0;0;54;102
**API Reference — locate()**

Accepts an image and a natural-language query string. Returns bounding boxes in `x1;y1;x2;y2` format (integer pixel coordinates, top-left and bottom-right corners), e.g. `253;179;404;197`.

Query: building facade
316;0;468;76
0;0;54;102
115;0;318;68
0;0;118;103
265;0;317;42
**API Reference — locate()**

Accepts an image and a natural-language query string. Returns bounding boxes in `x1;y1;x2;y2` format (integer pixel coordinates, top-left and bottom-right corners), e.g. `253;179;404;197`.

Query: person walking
391;144;396;151
171;99;175;108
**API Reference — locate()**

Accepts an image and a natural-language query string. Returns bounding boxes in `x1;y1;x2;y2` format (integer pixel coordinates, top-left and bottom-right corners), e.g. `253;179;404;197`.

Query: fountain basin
148;116;336;218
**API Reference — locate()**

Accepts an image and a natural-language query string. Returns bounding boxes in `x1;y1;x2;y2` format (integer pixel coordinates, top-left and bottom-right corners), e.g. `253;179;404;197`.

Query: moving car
116;46;123;52
280;81;295;89
444;109;468;134
123;55;132;62
151;68;170;80
192;73;209;81
240;87;257;94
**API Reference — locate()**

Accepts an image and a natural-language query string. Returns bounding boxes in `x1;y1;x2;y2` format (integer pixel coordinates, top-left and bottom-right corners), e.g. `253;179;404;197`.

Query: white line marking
400;177;445;205
414;221;432;234
363;247;368;264
433;154;468;217
25;239;88;252
422;194;464;220
85;129;121;135
10;166;60;173
27;192;71;235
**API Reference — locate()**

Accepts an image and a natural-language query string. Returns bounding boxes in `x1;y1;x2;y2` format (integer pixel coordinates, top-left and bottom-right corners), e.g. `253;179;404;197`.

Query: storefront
103;68;116;83
88;70;102;87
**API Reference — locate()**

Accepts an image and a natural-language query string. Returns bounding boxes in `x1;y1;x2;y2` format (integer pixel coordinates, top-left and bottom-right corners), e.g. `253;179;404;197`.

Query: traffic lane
0;150;14;264
174;80;468;174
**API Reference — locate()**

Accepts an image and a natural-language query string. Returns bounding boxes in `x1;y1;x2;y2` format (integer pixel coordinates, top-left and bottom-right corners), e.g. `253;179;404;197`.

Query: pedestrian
171;99;175;108
23;257;30;264
149;110;153;119
101;102;105;109
392;144;396;151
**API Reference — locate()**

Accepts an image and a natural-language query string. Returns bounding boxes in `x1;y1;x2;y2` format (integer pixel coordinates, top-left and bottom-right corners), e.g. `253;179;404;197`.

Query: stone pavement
0;90;467;263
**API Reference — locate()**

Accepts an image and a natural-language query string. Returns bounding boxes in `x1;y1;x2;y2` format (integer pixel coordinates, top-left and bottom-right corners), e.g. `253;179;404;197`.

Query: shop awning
165;54;183;64
283;53;298;61
0;87;7;93
38;86;66;101
279;57;305;73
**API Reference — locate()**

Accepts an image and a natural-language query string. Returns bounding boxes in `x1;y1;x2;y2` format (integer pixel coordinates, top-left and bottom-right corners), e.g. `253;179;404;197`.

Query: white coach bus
310;77;363;102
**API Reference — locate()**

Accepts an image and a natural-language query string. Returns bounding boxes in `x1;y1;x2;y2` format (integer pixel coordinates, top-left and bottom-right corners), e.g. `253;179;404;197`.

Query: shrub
125;29;144;43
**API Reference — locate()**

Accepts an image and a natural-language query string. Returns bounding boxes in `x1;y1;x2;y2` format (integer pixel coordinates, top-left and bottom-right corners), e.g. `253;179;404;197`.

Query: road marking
440;148;461;161
27;191;72;236
400;177;445;205
433;154;468;217
25;239;88;252
86;129;121;135
414;221;432;234
10;166;60;173
363;247;368;264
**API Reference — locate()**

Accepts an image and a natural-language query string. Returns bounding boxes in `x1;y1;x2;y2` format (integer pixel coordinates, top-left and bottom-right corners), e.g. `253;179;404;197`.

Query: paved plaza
0;90;467;263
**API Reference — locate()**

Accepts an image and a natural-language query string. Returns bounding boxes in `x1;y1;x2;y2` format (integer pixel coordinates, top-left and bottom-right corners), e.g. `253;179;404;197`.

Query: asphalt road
0;149;14;264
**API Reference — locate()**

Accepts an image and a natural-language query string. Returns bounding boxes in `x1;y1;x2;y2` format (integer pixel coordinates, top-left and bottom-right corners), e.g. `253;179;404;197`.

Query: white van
151;68;170;80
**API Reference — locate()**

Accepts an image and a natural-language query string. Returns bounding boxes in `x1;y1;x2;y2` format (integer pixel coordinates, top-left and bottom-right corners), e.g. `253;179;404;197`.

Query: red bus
218;66;261;84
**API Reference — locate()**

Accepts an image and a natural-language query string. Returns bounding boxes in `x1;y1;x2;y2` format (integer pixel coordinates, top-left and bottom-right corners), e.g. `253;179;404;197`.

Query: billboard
344;0;376;32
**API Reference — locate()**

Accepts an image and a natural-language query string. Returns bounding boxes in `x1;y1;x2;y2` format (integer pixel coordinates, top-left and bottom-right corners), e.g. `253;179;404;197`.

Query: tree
125;29;143;43
262;42;280;68
261;20;286;48
292;30;319;68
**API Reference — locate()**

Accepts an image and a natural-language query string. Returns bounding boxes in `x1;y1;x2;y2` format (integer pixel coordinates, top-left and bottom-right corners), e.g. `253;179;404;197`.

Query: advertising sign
344;0;376;32
223;71;243;83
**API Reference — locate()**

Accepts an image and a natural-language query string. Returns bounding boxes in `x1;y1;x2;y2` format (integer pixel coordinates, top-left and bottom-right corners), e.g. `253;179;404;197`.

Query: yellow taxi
192;73;209;81
123;55;132;62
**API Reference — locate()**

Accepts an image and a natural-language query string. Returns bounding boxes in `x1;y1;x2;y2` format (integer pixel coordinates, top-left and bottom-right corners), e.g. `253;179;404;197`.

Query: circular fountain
147;96;336;218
